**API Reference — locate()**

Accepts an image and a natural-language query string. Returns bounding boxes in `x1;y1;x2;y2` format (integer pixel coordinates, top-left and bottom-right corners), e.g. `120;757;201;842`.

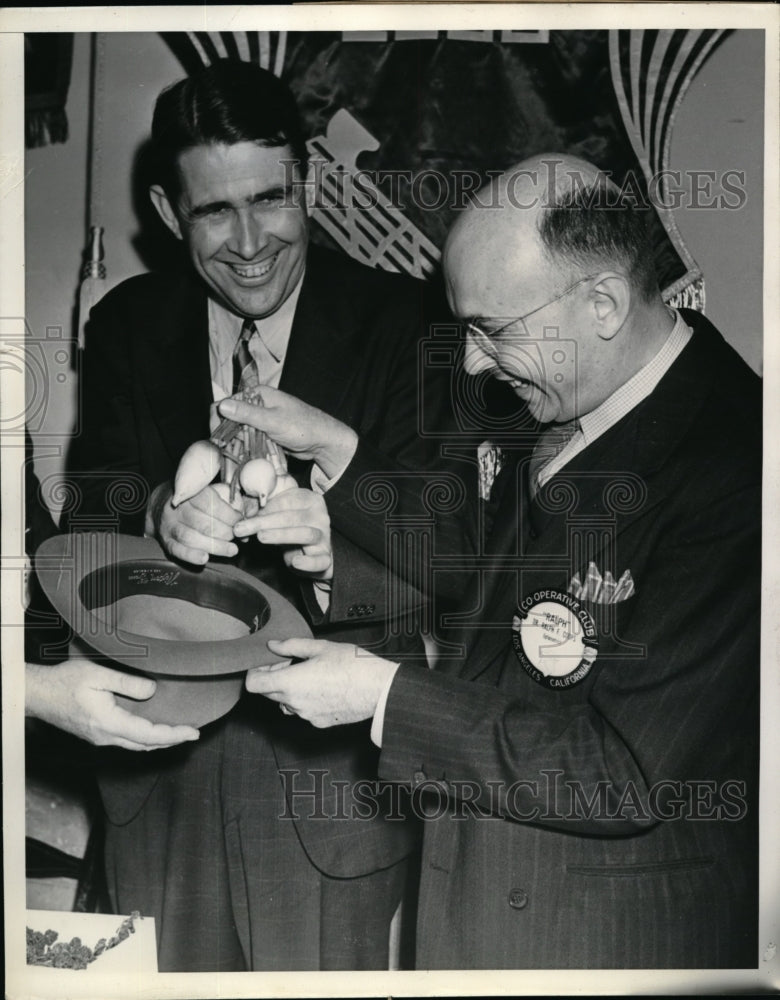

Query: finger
245;670;291;696
105;737;166;751
246;659;292;675
189;491;243;530
116;712;200;746
232;514;264;537
97;667;157;702
219;393;312;451
285;550;332;575
261;488;320;514
267;637;328;659
243;496;260;519
98;703;200;747
164;539;210;566
110;737;197;752
234;509;320;538
179;513;238;542
256;526;323;547
169;524;239;559
219;397;279;433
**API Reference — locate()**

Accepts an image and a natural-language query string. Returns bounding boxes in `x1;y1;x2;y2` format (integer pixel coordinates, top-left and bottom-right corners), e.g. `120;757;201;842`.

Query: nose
463;329;497;376
228;209;267;260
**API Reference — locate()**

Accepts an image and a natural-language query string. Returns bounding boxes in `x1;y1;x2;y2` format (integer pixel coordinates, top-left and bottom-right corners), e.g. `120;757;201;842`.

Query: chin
229;287;283;319
519;390;554;423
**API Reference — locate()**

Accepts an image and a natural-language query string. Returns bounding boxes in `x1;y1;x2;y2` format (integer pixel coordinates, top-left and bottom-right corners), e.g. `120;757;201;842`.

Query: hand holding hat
246;638;399;729
26;659;200;751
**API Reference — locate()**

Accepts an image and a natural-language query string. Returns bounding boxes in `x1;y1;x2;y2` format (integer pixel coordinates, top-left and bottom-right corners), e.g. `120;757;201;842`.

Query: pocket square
569;562;635;604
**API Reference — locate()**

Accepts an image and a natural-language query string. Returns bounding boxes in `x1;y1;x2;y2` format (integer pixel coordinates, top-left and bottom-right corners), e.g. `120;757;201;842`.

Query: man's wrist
25;663;43;719
312;426;359;481
25;663;57;724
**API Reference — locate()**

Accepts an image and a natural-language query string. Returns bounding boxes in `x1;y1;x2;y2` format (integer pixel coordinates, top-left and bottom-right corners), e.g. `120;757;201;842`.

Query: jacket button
508;888;528;910
413;770;427;785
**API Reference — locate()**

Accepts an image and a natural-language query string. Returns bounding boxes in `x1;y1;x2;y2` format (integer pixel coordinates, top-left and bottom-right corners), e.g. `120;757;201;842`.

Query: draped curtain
24;33;74;148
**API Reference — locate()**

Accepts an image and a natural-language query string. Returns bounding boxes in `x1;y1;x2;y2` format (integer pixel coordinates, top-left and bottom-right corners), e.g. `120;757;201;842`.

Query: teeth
229;254;278;278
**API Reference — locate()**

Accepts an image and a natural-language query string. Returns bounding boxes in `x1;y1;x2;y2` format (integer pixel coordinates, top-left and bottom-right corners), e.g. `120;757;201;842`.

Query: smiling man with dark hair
64;59;463;972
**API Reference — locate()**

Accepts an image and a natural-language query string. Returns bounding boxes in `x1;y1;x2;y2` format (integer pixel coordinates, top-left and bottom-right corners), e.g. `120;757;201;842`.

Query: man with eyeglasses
227;154;760;968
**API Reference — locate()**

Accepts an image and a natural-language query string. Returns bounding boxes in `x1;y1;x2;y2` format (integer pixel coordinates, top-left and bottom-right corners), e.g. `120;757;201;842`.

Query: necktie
529;419;579;498
232;319;259;394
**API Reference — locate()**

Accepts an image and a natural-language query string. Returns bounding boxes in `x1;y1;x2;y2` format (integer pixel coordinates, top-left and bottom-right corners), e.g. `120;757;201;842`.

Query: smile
225;252;280;280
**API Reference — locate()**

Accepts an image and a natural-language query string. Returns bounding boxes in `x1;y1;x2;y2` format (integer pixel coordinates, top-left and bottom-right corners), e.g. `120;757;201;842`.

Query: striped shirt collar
579;308;692;447
208;273;304;386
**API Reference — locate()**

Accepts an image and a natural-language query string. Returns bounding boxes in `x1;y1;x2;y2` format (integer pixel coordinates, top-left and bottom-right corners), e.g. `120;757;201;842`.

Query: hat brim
36;532;312;678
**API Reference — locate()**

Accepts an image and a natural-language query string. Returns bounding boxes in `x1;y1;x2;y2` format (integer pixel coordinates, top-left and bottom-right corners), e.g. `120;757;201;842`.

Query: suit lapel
144;275;213;465
279;248;355;419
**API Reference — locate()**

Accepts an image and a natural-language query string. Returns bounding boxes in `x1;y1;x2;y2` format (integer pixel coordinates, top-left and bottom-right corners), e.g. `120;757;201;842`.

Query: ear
149;185;183;240
590;273;630;340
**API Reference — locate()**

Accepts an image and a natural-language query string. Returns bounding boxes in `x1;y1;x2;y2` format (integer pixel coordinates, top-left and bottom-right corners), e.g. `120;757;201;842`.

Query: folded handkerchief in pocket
569;562;635;604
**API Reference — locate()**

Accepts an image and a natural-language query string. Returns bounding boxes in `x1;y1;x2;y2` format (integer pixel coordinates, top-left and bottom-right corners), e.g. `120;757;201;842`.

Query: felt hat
35;532;312;727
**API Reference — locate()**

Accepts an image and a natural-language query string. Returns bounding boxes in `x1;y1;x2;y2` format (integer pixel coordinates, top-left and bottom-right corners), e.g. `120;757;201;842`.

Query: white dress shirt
206;276;338;608
208;278;303;409
537;309;692;489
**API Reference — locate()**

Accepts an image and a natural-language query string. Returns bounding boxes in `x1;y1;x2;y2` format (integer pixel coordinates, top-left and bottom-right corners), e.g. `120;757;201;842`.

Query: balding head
444;154;658;319
445;154;669;424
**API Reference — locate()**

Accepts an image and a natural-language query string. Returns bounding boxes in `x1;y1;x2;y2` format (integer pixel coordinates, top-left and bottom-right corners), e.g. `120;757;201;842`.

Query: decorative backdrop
161;28;731;308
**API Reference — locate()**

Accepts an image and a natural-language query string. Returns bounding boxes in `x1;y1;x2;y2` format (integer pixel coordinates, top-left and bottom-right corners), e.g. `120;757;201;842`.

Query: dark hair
538;176;658;301
151;59;309;203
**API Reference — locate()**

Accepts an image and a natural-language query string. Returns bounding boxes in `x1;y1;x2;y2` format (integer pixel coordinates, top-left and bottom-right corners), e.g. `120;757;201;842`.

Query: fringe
26;108;69;149
665;276;706;313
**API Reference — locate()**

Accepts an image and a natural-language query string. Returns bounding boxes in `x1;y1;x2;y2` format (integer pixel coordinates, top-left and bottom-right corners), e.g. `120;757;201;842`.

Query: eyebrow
187;184;293;219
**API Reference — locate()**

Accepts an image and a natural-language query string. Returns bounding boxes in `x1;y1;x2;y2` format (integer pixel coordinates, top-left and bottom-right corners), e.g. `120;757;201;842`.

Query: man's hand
146;480;242;566
245;638;399;728
234;487;334;579
26;660;200;751
219;388;358;480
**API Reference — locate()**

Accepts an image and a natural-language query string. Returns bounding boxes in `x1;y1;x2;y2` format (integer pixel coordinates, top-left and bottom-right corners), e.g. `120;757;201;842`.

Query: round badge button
512;589;598;690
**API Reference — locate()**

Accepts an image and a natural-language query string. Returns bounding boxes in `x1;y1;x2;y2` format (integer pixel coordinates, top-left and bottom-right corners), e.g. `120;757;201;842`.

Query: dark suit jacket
64;245;464;878
378;310;761;968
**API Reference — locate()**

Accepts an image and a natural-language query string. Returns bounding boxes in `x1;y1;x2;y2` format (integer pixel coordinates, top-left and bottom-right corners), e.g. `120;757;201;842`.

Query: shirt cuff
370;662;401;748
310;459;349;495
312;578;332;612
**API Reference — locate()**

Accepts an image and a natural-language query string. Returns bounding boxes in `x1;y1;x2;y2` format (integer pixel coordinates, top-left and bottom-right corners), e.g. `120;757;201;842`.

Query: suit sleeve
377;472;760;836
323;280;479;618
62;290;150;535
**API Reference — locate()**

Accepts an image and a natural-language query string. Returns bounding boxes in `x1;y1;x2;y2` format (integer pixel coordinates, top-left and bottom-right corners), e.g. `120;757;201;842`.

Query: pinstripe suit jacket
379;310;761;968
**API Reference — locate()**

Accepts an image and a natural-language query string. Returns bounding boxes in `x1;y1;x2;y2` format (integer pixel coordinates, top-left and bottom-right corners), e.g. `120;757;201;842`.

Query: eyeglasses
466;273;599;359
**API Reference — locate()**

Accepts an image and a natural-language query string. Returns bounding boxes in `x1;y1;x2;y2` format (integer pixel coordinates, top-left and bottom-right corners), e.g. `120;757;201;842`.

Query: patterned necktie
529;419;579;498
232;319;258;394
